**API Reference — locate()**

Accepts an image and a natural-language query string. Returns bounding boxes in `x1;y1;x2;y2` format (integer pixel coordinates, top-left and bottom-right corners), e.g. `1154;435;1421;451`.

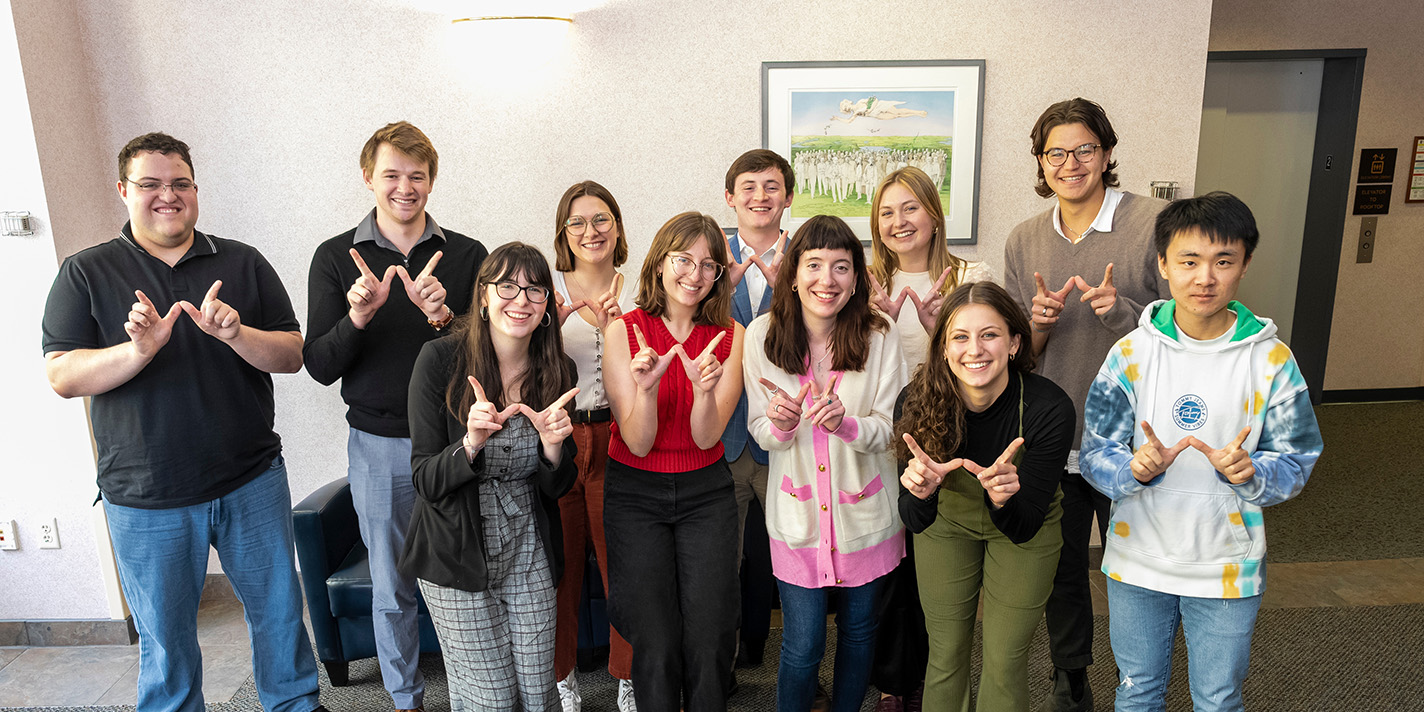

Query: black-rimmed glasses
1041;143;1101;167
486;281;550;303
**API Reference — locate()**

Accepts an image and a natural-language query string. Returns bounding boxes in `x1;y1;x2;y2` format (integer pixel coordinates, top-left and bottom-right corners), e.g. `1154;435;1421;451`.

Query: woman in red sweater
603;211;746;711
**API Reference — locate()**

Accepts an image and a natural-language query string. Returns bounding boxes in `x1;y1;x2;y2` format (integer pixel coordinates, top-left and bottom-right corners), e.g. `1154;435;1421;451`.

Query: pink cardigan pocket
780;475;812;501
838;475;885;504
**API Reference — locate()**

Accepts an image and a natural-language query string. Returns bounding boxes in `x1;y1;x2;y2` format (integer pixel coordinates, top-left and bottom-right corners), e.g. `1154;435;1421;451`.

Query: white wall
9;0;1213;598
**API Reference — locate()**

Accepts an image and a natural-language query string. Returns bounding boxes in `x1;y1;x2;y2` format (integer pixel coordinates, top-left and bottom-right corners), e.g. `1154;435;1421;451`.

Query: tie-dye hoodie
1081;300;1323;599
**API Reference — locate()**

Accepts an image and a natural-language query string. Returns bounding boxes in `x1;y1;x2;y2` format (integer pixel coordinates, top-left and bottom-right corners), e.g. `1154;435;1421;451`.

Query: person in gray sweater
1003;98;1170;712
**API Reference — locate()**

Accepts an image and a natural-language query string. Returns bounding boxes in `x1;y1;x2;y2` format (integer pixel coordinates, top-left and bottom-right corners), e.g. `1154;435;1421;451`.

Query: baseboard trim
1321;387;1424;404
0;617;137;646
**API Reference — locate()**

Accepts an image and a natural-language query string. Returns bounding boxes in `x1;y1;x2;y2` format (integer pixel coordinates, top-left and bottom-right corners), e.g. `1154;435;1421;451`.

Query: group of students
40;96;1323;712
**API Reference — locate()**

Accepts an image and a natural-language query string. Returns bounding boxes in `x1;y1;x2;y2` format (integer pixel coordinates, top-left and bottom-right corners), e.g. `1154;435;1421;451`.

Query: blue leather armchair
291;478;441;686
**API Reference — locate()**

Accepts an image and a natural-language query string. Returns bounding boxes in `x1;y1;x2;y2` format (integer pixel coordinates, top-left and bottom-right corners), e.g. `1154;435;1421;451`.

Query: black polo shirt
303;210;486;438
42;223;301;509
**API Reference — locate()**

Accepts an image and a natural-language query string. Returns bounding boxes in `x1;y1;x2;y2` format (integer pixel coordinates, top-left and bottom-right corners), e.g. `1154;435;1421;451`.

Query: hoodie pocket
1110;488;1252;566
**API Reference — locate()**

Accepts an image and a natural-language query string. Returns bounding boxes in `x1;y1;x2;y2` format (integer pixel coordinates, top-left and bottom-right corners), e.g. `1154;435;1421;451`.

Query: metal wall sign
1357;147;1396;184
1353;184;1391;215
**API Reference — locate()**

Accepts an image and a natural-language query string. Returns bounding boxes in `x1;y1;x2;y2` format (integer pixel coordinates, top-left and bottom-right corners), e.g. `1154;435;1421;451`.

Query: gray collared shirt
353;208;446;254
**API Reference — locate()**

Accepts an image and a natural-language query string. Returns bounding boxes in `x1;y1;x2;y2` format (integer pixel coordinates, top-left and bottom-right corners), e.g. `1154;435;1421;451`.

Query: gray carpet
1263;401;1424;563
29;603;1424;711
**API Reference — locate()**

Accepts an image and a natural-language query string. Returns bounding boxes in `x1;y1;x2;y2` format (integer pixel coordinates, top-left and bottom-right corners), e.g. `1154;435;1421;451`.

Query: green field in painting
790;136;952;219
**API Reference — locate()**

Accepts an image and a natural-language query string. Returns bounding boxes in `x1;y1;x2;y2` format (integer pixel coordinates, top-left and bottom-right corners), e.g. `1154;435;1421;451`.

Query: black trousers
869;533;929;697
740;494;774;644
605;458;740;711
1044;470;1111;669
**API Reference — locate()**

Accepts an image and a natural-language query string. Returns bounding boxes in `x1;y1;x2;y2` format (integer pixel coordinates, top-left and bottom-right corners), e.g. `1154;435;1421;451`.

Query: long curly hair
444;243;576;418
895;281;1036;462
763;215;887;374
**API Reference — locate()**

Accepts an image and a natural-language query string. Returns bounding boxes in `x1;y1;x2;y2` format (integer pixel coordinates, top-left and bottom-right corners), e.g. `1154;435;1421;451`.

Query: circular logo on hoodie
1173;395;1208;430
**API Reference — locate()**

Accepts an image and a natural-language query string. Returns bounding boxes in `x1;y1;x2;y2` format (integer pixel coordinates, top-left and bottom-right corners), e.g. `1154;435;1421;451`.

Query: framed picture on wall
762;59;985;245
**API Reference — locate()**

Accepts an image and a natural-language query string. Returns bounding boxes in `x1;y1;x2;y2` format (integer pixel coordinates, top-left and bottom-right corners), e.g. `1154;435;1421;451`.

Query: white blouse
552;270;634;412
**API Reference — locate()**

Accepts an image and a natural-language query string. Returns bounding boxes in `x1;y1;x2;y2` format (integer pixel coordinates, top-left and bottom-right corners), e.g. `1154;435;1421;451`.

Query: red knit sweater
608;309;734;472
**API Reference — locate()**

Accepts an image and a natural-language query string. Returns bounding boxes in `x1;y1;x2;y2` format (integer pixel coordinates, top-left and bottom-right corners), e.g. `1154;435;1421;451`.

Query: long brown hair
868;166;966;294
444;243;576;419
895;281;1036;462
633;211;732;327
553;180;629;271
763;215;887;374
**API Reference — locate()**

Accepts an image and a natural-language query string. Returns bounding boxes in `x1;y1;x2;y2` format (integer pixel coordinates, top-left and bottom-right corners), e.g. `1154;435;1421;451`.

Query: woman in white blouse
548;180;637;712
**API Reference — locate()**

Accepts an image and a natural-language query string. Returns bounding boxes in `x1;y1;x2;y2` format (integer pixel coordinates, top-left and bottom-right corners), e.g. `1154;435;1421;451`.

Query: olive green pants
915;476;1063;712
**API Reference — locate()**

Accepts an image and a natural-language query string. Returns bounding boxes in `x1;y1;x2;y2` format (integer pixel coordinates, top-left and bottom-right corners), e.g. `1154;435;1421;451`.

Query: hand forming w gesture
1190;427;1255;484
961;437;1025;508
464;376;522;456
518;387;581;450
901;433;963;500
727;233;786;288
759;378;812;432
347;249;397;329
675;331;728;393
870;275;909;321
904;266;954;334
396;250;448;321
1131;421;1192;483
1030;271;1077;332
180;280;241;341
590;273;625;329
628;323;680;391
1074;263;1117;316
802;373;846;432
553;291;589;326
125;289;183;358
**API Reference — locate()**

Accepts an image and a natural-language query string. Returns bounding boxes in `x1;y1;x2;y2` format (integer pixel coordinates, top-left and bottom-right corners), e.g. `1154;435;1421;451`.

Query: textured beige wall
1210;0;1424;391
12;0;1212;589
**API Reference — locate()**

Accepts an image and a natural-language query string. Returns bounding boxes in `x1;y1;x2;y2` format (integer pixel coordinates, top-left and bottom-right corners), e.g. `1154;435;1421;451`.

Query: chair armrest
292;477;359;662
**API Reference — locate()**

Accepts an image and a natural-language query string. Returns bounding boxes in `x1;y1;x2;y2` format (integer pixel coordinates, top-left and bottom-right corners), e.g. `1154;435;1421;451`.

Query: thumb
382;265;400;286
1058;276;1077;298
163;301;185;323
516;403;541;422
179;300;202;322
793;381;812;405
904;288;924;310
1073;275;1093;294
1182;437;1208;457
395;265;413;286
961;459;985;476
497;403;523;422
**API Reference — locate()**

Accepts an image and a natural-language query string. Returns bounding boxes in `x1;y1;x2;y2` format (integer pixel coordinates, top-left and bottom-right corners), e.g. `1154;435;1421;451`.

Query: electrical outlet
39;518;60;549
0;520;16;550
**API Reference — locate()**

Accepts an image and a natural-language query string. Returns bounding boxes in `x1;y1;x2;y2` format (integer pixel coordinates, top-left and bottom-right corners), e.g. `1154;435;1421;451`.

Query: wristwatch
428;305;454;331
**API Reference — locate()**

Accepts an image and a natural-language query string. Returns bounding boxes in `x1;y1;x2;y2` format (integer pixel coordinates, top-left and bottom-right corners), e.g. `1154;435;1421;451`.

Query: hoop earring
480;306;489;321
541;311;552;327
1010;350;1017;360
792;284;798;292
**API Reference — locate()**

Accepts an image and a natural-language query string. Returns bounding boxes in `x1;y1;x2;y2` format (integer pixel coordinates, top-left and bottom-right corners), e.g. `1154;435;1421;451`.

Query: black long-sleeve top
303;212;487;437
398;335;578;592
897;372;1074;544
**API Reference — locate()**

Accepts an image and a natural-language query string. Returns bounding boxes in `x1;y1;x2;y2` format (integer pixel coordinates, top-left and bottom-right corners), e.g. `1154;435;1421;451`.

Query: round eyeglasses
1041;143;1101;167
565;212;615;236
668;253;724;281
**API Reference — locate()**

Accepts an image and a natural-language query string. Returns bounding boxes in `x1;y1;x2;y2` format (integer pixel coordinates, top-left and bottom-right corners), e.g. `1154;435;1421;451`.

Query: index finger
134;289;157;310
1140;420;1163;448
1101;262;1114;288
611;272;624;297
699;330;727;359
632;323;648;351
1033;272;1048;297
349;248;376;279
1228;426;1251;451
931;266;953;293
902;432;932;464
871;275;889;299
418;250;443;279
757;377;786;398
548;387;580;412
825;372;841;396
467;375;488;403
996;437;1025;466
204;280;223;304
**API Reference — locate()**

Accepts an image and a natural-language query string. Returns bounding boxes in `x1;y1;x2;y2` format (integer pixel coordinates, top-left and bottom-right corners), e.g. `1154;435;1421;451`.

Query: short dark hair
724;149;795;194
118;133;194;182
360;121;439;183
553;180;629;271
1029;98;1119;198
1153;191;1260;258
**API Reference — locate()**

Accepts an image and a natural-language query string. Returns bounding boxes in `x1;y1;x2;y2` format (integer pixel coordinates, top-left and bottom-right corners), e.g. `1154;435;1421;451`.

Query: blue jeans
104;457;320;712
777;577;884;712
1107;578;1262;712
348;428;424;708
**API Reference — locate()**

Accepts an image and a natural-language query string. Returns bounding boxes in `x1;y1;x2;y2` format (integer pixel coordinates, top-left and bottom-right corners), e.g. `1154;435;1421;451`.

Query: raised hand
1131;421;1192;483
1030;272;1077;332
760;378;811;432
553;291;589;326
803;373;845;432
870;275;910;321
347;248;397;329
396;250;448;321
125;289;183;358
629;323;680;391
675;331;727;393
1074;263;1117;316
589;273;625;329
747;248;785;289
465;376;522;456
904;266;953;334
1190;427;1255;484
901;433;963;500
961;437;1025;508
180;280;241;341
518;386;580;450
727;233;786;288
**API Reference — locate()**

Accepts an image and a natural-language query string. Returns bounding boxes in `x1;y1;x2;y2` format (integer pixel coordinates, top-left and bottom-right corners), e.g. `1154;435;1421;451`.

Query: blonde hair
868;166;965;295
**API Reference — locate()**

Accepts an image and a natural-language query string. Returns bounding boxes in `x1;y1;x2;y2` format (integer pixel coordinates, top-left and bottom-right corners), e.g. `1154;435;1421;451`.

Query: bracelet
428;305;454;331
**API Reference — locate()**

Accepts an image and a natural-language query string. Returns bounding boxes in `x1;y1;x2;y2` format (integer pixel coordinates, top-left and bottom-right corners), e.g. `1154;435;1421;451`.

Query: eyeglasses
668;253;724;281
1041;143;1101;167
125;178;198;194
486;281;550;303
565;213;615;236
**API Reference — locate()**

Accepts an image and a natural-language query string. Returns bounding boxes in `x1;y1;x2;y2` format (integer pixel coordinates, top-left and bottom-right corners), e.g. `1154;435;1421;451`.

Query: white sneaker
617;678;637;712
557;670;582;712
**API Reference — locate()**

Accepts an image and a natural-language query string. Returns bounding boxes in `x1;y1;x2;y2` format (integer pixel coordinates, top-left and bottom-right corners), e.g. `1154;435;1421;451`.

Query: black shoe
811;684;830;711
735;636;766;668
1039;667;1092;712
727;669;740;698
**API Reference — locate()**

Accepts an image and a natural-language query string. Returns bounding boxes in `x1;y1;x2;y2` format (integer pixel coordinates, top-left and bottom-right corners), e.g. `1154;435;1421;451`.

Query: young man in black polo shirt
304;121;486;711
42;133;322;712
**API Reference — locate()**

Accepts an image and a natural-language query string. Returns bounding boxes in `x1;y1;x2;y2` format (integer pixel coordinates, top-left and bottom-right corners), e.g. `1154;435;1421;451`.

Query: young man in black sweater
304;121;487;711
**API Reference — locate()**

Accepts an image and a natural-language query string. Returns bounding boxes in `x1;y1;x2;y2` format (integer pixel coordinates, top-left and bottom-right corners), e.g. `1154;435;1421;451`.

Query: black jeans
605;458;740;711
869;533;928;697
1045;470;1111;669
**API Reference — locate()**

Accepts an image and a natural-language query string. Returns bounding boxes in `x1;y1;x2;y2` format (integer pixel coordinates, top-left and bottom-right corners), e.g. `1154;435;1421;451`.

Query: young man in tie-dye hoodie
1080;191;1323;712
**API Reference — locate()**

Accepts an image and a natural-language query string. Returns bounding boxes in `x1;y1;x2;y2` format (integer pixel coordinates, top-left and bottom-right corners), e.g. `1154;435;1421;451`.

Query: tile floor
2;557;1421;707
